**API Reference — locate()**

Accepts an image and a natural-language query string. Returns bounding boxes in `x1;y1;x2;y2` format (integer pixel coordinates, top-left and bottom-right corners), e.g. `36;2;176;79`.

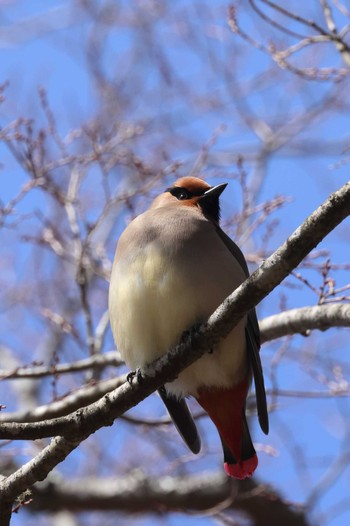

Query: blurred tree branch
1;2;350;525
0;180;349;526
30;473;310;526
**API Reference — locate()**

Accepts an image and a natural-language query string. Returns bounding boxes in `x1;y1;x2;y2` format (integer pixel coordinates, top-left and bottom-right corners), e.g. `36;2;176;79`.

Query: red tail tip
224;454;258;480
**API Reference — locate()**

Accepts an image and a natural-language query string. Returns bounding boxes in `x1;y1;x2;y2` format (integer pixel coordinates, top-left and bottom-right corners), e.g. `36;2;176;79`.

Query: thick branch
260;304;350;343
1;304;348;385
0;376;126;423
0;417;89;524
1;181;350;508
1;304;349;425
0;182;350;442
30;473;310;526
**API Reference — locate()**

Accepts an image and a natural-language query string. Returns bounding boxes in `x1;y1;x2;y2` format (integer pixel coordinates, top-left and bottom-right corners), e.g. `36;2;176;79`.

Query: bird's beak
200;183;227;202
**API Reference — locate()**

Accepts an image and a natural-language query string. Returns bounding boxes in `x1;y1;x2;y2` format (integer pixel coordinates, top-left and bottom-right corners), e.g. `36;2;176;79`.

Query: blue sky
1;2;350;526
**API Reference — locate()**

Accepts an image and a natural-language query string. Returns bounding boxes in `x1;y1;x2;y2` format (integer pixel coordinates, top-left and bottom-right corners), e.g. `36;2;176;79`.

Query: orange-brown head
151;176;227;224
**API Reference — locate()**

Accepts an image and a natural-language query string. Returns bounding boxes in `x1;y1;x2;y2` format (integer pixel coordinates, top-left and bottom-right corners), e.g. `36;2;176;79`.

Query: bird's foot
182;322;212;355
126;368;143;384
182;322;204;345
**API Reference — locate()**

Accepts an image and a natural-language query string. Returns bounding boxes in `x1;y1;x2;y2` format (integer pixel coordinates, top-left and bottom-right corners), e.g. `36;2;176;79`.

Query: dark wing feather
158;386;201;454
246;310;269;434
214;225;269;435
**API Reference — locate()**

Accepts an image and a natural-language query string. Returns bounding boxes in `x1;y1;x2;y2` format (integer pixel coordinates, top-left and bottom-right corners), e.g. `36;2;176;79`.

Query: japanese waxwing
109;176;269;479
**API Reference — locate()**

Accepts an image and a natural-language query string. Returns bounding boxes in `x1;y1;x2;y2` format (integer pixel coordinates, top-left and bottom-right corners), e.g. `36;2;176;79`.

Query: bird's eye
177;189;189;200
168;187;192;200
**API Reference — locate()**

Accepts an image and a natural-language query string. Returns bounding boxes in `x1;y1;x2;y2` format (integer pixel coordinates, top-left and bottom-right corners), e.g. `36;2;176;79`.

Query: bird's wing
158;386;201;454
246;310;269;434
214;225;269;435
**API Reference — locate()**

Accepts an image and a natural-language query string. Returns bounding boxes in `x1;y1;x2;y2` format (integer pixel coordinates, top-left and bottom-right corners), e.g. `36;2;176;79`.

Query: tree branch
260;304;350;343
29;473;310;526
0;435;85;525
0;351;123;380
1;180;350;514
0;376;126;424
1;304;350;425
1;303;348;384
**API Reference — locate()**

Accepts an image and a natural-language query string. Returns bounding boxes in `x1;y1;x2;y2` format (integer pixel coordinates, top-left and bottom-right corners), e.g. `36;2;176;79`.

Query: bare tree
1;2;350;525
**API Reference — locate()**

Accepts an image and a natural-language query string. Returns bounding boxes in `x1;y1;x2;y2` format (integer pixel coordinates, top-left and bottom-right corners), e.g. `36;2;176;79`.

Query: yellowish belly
109;242;247;397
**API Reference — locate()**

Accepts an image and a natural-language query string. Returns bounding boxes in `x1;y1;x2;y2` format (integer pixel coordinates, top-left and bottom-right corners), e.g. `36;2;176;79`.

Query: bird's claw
127;368;143;385
182;322;212;354
182;322;203;344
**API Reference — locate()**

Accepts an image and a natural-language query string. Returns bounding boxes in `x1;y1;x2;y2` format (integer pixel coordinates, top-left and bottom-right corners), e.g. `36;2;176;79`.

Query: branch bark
0;303;348;385
260;303;350;343
0;351;123;380
0;376;126;423
30;473;310;526
1;180;350;519
1;304;349;425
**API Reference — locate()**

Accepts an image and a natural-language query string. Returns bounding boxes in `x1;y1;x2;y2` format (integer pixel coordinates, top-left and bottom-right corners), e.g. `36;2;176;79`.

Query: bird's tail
196;379;258;480
158;386;201;454
220;415;257;479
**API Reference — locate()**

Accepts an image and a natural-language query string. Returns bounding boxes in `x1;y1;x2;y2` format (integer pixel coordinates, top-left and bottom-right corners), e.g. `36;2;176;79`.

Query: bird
109;176;269;479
